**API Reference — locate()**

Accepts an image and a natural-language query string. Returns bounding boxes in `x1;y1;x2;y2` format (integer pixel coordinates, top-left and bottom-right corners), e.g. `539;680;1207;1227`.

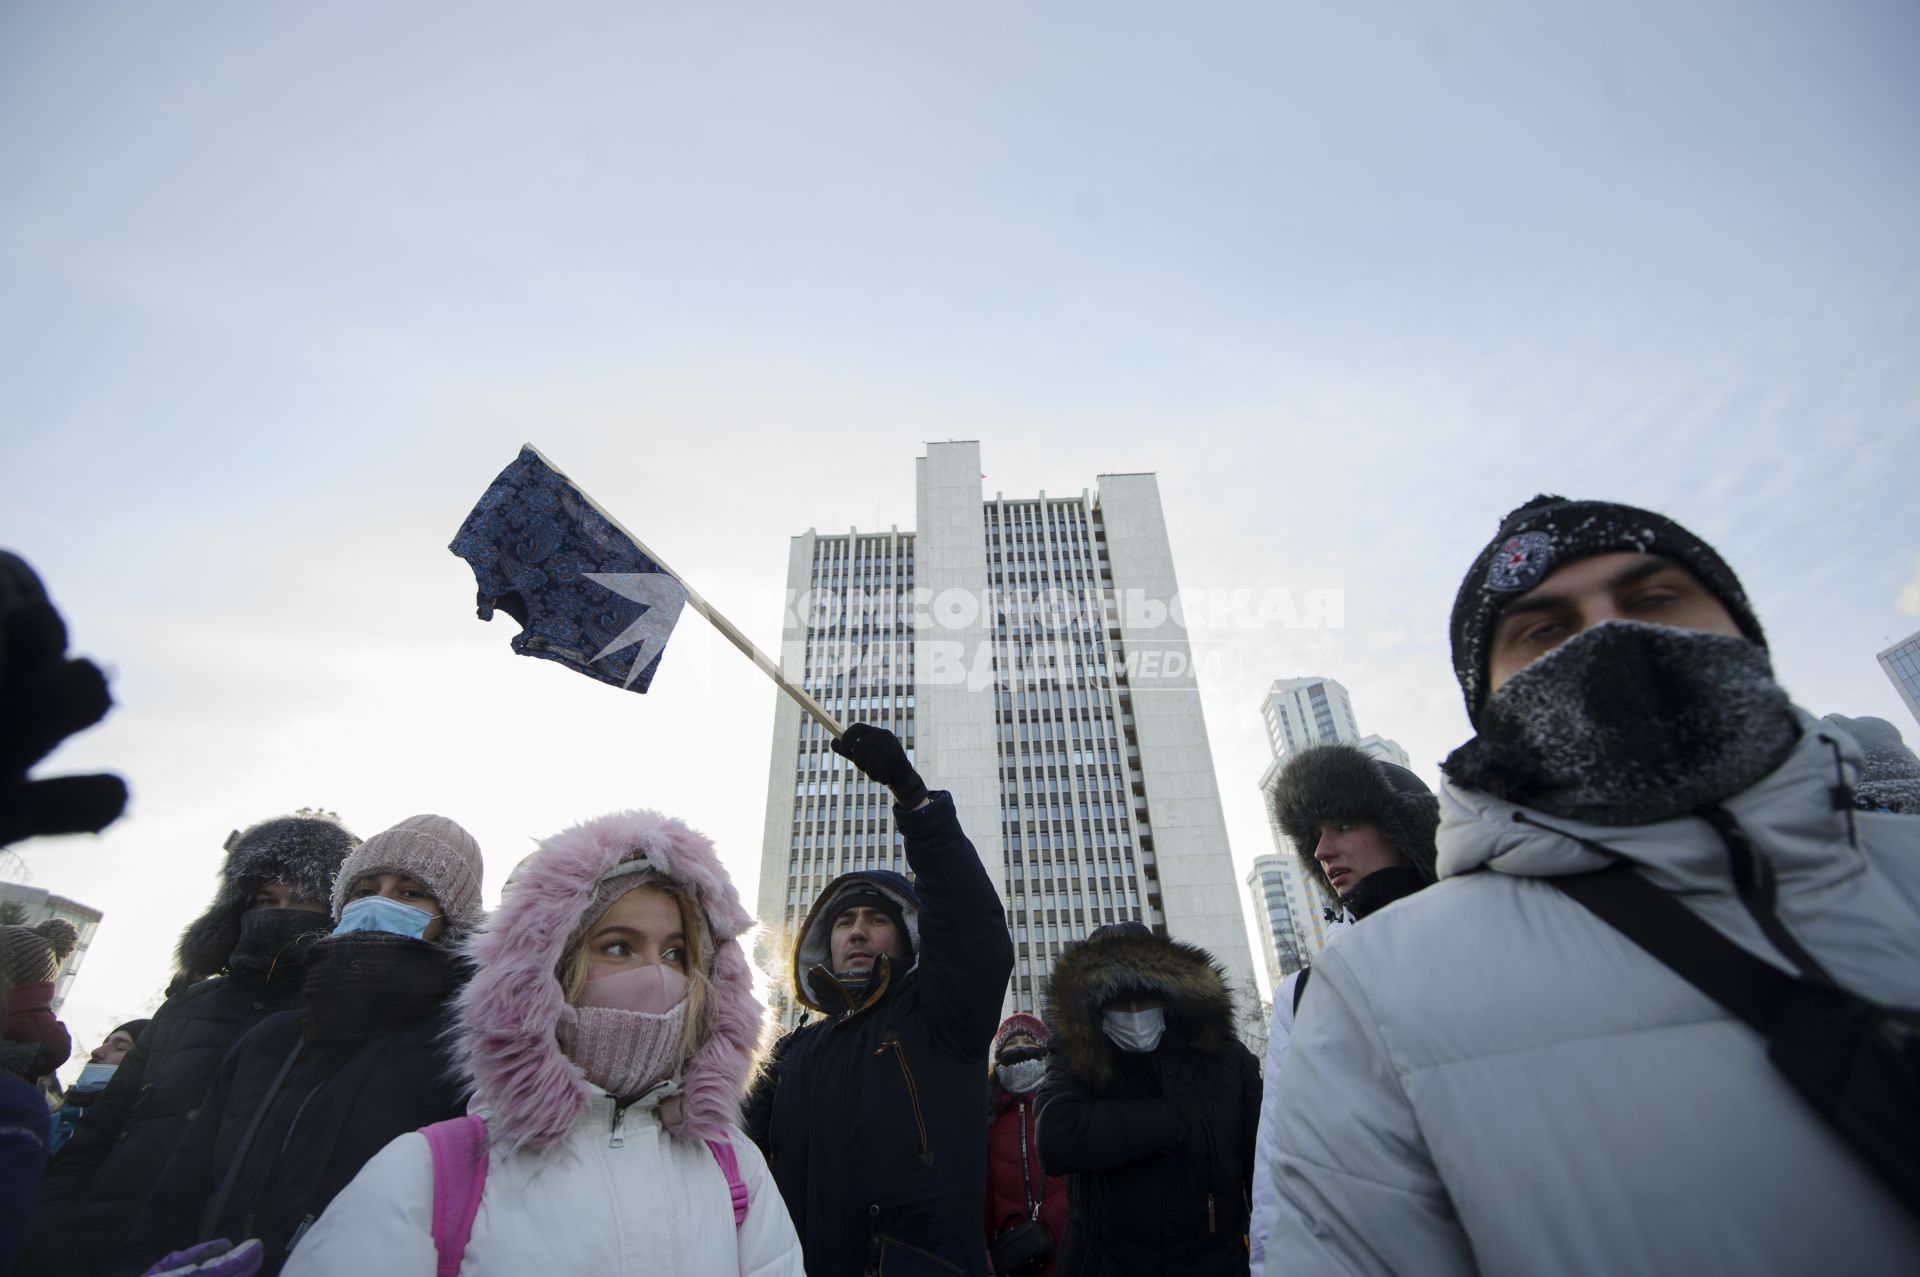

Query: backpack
420;1114;750;1276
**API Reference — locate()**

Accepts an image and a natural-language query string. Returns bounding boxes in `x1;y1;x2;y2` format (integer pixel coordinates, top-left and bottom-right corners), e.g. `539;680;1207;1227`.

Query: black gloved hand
0;552;128;848
830;723;929;810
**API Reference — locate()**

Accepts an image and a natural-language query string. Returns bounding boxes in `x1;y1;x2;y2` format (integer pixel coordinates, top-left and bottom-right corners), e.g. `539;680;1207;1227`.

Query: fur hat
1269;745;1440;894
0;919;78;986
1450;495;1765;726
456;807;763;1152
1043;922;1234;1090
173;814;360;983
994;1012;1050;1058
331;815;486;939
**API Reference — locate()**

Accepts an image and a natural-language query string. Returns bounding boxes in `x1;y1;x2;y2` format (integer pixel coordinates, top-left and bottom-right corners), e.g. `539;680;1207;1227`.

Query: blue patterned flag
450;446;689;693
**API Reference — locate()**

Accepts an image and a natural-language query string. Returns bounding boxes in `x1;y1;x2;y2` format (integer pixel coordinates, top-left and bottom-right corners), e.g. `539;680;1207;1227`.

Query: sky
3;0;1916;1067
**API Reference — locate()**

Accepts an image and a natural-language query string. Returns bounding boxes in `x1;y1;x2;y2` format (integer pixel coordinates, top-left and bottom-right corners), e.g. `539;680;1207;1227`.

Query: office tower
1248;676;1411;977
757;442;1257;1024
1879;630;1920;728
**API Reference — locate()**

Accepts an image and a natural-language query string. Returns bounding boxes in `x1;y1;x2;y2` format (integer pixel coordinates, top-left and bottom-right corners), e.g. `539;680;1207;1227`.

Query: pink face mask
578;963;688;1015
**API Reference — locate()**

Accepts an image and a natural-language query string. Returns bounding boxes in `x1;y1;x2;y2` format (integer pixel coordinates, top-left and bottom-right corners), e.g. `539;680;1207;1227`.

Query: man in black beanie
1261;496;1920;1275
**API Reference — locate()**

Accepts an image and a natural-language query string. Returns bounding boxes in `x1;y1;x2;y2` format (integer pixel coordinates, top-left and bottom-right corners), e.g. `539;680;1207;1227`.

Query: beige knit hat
0;919;78;986
331;814;486;937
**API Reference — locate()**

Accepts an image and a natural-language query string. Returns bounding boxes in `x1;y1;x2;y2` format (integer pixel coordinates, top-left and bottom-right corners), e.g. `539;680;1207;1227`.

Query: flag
450;446;689;693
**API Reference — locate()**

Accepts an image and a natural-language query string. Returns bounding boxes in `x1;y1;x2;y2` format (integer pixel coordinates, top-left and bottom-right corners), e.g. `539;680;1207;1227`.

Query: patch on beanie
1486;530;1554;592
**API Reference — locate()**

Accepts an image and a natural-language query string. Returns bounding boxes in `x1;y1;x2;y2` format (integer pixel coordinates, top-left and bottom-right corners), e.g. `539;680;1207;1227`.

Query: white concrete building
1878;630;1920;728
1247;677;1411;978
756;442;1256;1024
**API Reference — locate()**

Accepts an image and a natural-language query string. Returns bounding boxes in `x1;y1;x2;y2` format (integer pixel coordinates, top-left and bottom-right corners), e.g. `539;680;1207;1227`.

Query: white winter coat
1265;711;1920;1275
281;1095;805;1276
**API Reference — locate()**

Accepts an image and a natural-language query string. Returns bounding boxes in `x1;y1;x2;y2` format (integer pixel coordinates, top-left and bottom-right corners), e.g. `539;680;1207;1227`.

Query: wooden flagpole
525;444;846;738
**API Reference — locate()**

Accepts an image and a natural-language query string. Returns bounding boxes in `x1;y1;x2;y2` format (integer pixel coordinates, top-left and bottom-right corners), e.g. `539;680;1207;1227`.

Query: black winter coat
1036;926;1261;1277
744;792;1014;1277
21;969;309;1277
109;1006;466;1277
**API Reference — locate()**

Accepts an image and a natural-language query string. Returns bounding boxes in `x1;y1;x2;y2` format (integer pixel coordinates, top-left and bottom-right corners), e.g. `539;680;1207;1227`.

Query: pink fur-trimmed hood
455;808;764;1152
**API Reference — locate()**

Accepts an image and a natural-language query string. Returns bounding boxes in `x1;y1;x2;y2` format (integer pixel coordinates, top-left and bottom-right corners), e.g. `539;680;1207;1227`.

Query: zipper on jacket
867;1204;882;1276
609;1102;628;1148
1207;1192;1217;1234
285;1214;316;1254
875;1031;933;1166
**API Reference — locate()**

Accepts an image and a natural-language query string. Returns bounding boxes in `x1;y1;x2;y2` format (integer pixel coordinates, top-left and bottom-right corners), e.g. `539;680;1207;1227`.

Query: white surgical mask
75;1062;118;1090
1102;1006;1166;1053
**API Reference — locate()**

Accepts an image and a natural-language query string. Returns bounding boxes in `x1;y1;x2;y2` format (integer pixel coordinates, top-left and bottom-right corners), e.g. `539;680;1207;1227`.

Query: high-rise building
1879;630;1920;728
756;442;1256;1025
0;883;103;1013
1248;677;1411;978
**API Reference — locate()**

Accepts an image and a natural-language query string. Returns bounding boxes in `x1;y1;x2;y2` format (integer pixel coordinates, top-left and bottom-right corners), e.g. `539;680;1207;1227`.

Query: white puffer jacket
283;1093;802;1276
1264;711;1920;1275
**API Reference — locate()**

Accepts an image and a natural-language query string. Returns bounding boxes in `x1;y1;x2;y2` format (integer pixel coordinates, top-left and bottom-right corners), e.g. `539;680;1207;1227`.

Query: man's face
1487;552;1743;694
1312;821;1405;895
89;1031;137;1066
829;904;905;975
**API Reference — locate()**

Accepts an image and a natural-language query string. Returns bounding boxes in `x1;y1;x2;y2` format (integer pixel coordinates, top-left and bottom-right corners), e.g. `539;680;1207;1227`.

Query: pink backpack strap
704;1138;749;1229
423;1115;489;1277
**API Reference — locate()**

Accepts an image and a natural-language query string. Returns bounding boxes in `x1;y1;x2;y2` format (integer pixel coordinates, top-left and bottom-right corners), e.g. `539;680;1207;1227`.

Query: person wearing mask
24;814;358;1277
984;1014;1066;1277
1244;746;1438;1276
280;806;803;1275
48;1020;149;1155
0;918;77;1085
112;815;486;1277
745;723;1014;1276
1036;922;1261;1277
1264;495;1920;1273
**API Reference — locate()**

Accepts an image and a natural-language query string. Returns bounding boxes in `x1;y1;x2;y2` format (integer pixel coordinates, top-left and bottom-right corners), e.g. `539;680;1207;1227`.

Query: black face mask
1339;864;1429;921
1443;621;1799;826
227;908;330;982
301;932;459;1048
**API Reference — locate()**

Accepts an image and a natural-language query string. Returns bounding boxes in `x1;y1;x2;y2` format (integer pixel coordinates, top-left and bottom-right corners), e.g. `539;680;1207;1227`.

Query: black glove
830;723;929;810
0;552;128;848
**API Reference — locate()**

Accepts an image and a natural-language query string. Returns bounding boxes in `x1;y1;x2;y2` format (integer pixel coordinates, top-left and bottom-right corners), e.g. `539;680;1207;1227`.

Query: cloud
1900;556;1920;617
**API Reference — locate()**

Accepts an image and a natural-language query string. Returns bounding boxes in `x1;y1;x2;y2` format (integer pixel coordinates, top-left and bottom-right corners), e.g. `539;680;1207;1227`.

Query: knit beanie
1450;495;1766;726
173;813;361;983
821;885;914;965
0;919;78;986
108;1018;150;1044
332;814;486;938
994;1012;1051;1057
1269;745;1440;890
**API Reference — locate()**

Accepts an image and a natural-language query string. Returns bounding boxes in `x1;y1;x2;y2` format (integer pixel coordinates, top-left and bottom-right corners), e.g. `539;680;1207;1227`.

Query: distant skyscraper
1248;677;1411;981
1879;630;1920;728
756;442;1256;1025
0;883;103;1013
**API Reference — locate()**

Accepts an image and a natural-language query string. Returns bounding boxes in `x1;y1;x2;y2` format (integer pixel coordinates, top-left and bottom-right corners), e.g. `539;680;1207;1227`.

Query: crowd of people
1;492;1917;1276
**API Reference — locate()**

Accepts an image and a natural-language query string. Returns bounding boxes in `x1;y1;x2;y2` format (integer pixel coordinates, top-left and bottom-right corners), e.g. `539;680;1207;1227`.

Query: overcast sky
4;0;1917;1063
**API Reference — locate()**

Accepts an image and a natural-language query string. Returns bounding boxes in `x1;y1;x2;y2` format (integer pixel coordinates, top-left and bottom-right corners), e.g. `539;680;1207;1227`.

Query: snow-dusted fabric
331;815;486;938
1448;494;1765;724
1264;708;1920;1275
280;1095;803;1277
1443;621;1797;825
1824;713;1920;814
557;1001;688;1099
456;808;762;1152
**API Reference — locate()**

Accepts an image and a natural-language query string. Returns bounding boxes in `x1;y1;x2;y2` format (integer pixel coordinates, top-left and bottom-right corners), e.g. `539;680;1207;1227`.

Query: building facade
756;442;1256;1024
1879;630;1920;728
0;882;103;1013
1248;677;1411;982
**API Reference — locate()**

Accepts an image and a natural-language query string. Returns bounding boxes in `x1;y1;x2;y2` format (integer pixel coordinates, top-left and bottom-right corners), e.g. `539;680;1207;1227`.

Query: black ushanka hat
1449;495;1766;726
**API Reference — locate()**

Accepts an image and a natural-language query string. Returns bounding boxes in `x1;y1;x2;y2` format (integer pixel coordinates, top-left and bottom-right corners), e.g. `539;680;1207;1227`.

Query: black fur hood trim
1043;923;1235;1089
173;814;359;983
1268;745;1439;891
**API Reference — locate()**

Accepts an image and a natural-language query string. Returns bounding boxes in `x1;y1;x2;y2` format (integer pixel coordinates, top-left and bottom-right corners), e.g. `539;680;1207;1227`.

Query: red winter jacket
3;979;71;1077
985;1086;1067;1276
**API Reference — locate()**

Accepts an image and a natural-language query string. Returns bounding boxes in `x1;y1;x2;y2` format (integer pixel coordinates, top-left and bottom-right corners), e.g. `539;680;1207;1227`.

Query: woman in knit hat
26;812;359;1277
281;807;803;1277
984;1012;1067;1277
115;815;487;1277
0;918;77;1082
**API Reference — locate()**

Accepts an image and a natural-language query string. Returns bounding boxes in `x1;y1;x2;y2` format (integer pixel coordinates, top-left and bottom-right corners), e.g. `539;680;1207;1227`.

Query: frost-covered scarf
1442;621;1798;826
